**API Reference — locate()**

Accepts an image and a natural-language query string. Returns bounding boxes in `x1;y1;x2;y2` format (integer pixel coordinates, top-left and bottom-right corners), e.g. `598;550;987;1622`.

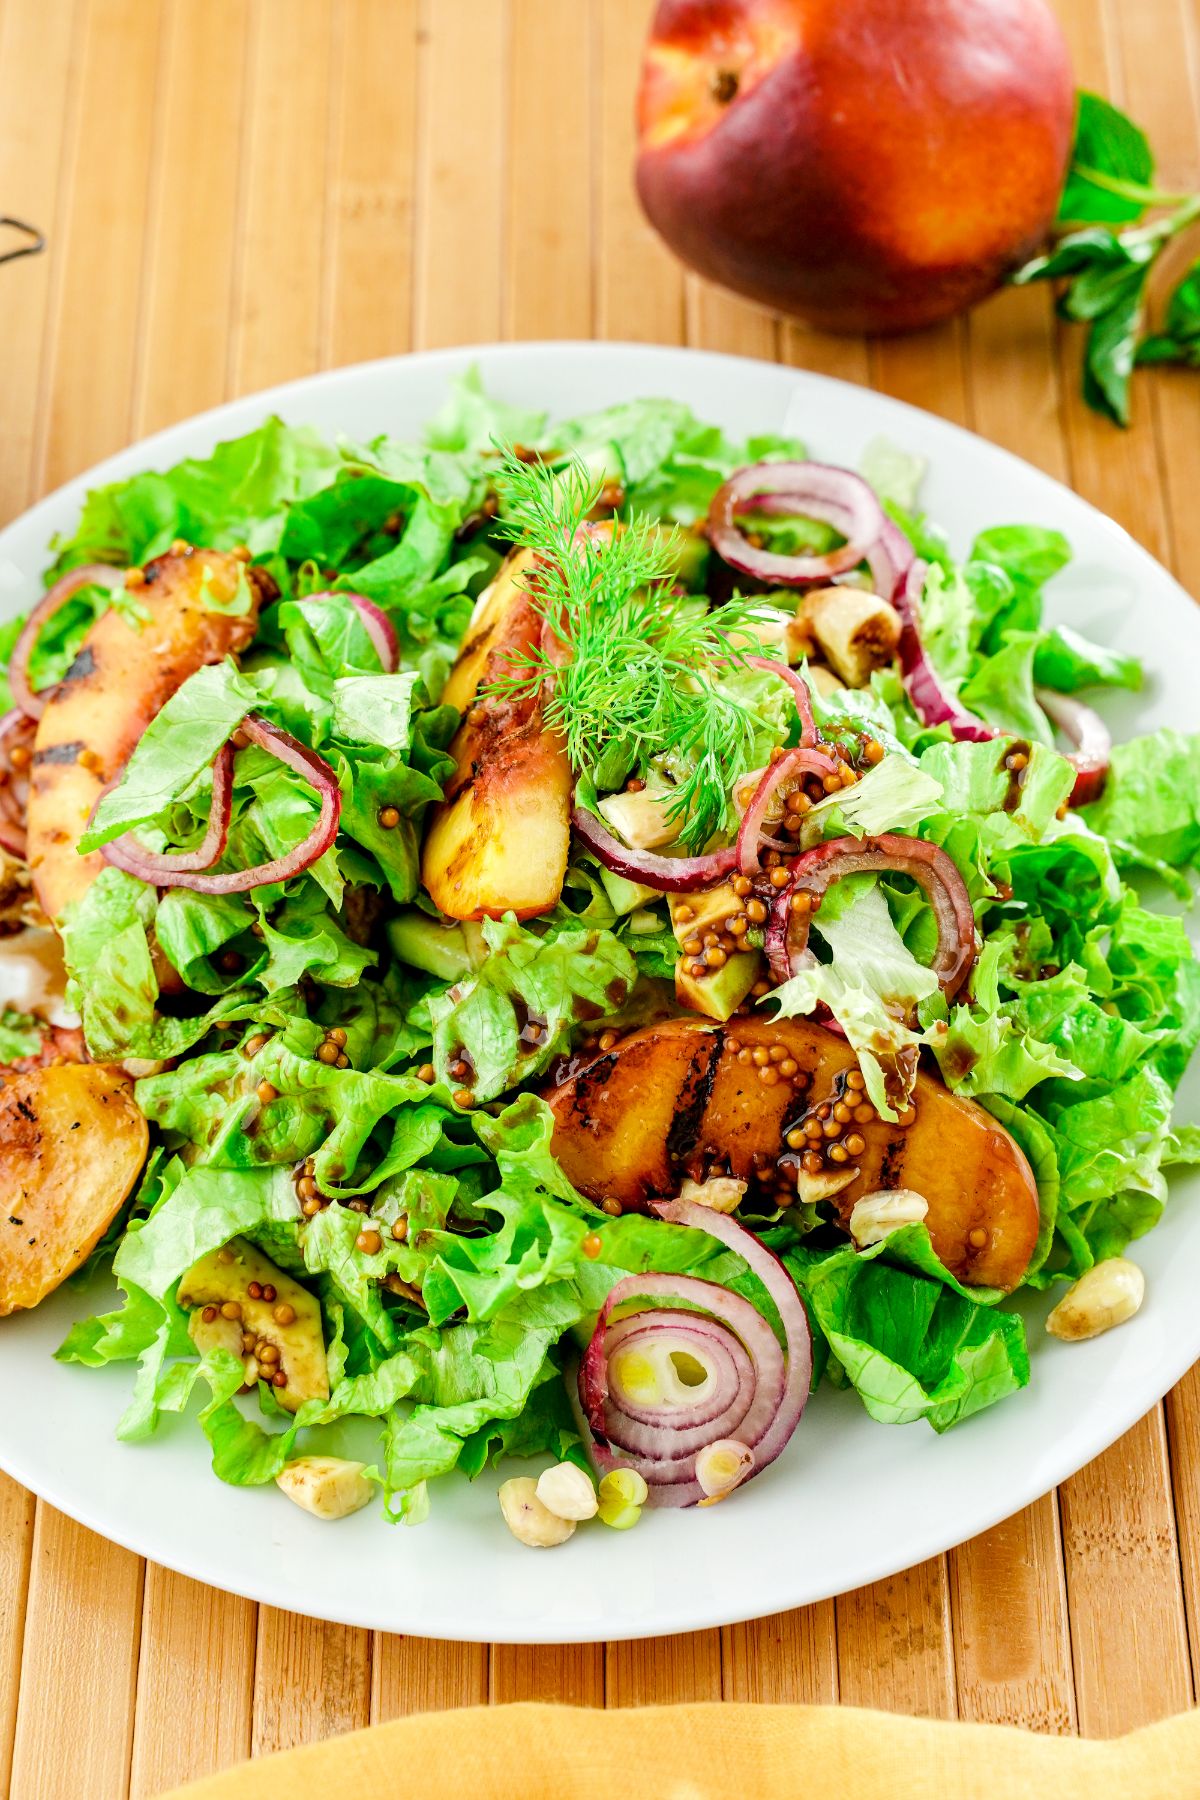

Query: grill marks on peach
547;1016;1041;1291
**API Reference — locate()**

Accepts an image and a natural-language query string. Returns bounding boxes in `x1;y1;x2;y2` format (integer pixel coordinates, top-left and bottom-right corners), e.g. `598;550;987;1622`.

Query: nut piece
276;1456;374;1521
678;1175;747;1215
1046;1258;1145;1342
849;1186;929;1248
696;1438;755;1503
535;1461;599;1521
499;1476;576;1547
801;586;901;688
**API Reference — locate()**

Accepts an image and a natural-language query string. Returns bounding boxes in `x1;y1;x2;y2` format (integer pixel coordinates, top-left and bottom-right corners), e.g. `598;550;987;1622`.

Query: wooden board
0;1;1196;1792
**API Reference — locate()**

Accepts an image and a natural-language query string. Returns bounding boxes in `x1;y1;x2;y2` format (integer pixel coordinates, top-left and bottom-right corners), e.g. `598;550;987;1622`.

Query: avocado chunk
179;1237;329;1414
675;948;762;1021
668;883;743;943
387;910;486;981
600;867;661;917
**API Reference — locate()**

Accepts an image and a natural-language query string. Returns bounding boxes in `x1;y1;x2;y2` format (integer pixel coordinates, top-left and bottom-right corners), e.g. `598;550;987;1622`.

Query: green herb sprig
1012;92;1200;425
485;449;764;852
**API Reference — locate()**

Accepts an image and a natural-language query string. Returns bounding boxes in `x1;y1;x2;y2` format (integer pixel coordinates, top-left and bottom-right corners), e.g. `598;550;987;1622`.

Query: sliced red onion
1036;687;1111;807
709;463;885;586
573;1201;811;1510
735;746;840;877
865;512;916;604
99;715;340;895
744;654;818;747
893;560;996;744
99;744;234;883
9;564;124;719
0;708;36;858
301;590;398;673
764;832;976;999
571;804;736;893
893;565;1104;806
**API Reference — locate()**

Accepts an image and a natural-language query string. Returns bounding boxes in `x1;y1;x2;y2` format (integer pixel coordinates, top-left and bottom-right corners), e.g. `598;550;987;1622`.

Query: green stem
1068;164;1197;209
1122;193;1200;250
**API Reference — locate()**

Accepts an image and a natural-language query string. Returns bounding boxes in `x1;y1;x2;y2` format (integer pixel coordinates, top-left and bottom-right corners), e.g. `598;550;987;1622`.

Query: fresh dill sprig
485;448;765;852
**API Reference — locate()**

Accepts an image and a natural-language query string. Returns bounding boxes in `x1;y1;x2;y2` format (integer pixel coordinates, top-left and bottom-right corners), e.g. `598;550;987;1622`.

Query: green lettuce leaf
785;1230;1029;1431
427;915;638;1102
1083;729;1200;868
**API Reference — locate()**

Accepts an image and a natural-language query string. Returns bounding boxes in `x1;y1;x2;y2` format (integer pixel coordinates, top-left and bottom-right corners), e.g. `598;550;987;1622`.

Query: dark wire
0;217;46;267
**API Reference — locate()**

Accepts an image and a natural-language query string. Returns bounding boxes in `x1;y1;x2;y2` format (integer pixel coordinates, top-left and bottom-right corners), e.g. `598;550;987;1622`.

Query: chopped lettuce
1083;730;1200;868
28;370;1200;1524
427;915;638;1102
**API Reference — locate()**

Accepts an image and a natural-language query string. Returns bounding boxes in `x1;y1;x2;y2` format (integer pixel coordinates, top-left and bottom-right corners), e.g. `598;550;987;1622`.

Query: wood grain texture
128;1569;256;1800
0;1476;35;1797
372;1638;488;1721
228;0;334;396
251;1610;372;1757
836;1562;958;1721
490;1645;604;1706
132;0;251;437
1;0;1200;1789
38;0;163;489
0;0;80;515
950;1502;1076;1733
607;1631;723;1708
9;1508;143;1800
412;0;507;350
1166;1368;1200;1682
722;1607;839;1705
596;0;683;342
323;0;420;367
1060;1409;1194;1735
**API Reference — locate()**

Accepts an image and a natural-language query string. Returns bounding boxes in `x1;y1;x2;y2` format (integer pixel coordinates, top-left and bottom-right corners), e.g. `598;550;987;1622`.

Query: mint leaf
1059;92;1157;224
1137;259;1200;367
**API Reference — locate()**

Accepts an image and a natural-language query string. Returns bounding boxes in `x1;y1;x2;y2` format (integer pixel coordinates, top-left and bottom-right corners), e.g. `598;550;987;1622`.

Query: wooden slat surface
0;1;1197;1792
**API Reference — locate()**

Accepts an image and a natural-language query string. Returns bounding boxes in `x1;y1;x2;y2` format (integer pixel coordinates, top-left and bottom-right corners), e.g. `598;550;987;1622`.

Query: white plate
1;342;1196;1644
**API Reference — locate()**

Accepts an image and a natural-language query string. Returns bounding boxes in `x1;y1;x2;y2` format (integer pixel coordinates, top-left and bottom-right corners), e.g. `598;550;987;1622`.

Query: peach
636;0;1074;334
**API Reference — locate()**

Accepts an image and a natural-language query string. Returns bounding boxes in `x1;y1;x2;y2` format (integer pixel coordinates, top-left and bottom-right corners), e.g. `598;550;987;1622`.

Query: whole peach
636;0;1075;334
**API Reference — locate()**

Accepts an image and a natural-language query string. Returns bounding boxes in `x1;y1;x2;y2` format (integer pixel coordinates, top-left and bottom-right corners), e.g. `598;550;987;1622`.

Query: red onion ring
893;561;997;745
735;746;840;876
99;743;235;883
98;715;340;895
9;564;124;718
865;512;916;604
1036;687;1111;807
764;832;976;999
0;708;36;857
894;565;1107;805
743;654;818;747
301;591;399;674
708;463;885;586
574;1201;811;1509
571;803;736;893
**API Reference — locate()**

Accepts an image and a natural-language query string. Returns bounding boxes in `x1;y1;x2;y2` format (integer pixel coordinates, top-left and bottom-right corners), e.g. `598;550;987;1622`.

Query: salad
1;370;1198;1543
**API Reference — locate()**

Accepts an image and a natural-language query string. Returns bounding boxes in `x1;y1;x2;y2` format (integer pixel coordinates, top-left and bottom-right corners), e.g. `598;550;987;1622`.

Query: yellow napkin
161;1699;1200;1799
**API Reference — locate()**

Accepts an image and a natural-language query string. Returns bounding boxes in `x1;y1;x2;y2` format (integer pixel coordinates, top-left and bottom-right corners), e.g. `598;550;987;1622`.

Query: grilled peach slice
421;549;571;920
25;546;266;924
546;1016;1040;1292
0;1062;148;1314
